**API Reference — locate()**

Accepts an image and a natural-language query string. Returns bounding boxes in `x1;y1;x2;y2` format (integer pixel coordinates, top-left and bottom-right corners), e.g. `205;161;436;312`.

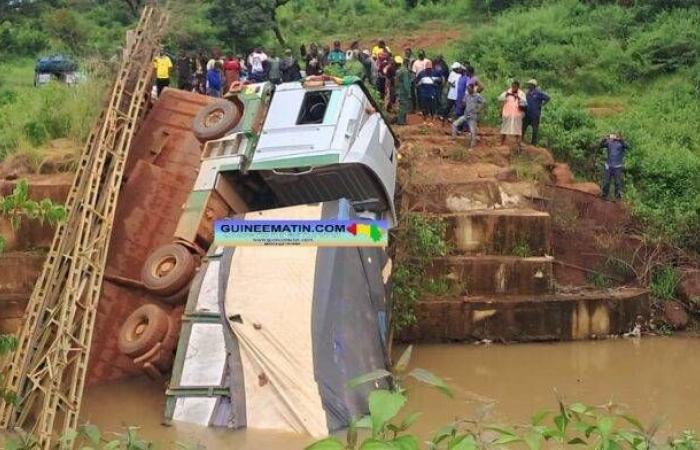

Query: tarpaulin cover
221;199;390;436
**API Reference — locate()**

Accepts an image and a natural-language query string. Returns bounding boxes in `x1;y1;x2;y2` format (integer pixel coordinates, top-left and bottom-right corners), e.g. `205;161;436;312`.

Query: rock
496;167;517;182
566;182;602;196
522;146;555;166
677;269;700;312
552;163;574;185
663;301;689;330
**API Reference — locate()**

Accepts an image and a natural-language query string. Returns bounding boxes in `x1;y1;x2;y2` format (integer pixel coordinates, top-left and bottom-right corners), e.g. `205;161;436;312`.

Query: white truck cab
185;79;399;251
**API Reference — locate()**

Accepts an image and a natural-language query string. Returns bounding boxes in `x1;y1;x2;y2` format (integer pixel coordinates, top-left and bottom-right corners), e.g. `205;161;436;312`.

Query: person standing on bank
599;132;630;201
396;58;412;125
176;51;192;92
443;62;463;121
206;61;223;98
498;80;526;146
451;81;485;149
523;79;550;145
153;46;173;96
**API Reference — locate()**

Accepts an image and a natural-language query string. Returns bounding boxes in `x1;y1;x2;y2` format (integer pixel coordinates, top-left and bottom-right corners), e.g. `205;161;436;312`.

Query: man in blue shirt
599;133;630;201
523;79;550;145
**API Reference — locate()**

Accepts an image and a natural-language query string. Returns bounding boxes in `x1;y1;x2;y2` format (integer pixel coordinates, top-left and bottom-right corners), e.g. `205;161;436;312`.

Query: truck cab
175;79;399;253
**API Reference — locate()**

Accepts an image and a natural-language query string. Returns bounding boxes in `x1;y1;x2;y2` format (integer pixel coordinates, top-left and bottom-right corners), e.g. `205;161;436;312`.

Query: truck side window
297;90;331;125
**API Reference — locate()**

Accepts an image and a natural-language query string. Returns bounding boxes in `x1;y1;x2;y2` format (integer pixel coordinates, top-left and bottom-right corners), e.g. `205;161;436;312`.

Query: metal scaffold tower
0;5;167;447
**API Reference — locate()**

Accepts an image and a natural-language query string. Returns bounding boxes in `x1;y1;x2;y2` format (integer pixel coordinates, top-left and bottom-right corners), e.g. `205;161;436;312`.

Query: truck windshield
297;90;332;125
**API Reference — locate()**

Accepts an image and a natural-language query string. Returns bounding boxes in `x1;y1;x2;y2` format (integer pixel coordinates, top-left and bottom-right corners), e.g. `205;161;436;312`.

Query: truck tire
141;243;196;296
192;100;241;143
161;281;191;305
118;304;170;357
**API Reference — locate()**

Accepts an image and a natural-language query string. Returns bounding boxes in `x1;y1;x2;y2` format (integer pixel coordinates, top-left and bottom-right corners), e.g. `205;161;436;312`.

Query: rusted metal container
87;89;216;384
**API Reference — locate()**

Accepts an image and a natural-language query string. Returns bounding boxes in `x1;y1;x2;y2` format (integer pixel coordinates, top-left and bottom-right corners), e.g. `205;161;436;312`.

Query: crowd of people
153;41;628;200
153;42;551;148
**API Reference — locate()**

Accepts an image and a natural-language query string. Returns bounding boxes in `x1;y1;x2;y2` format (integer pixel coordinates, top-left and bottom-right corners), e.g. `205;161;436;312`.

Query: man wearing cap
599;132;630;201
442;62;463;121
523;79;550;145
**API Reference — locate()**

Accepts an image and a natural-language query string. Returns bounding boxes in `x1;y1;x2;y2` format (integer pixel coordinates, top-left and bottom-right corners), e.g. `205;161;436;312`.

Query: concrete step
401;181;543;213
425;255;555;296
402;181;502;213
441;209;551;256
399;287;649;342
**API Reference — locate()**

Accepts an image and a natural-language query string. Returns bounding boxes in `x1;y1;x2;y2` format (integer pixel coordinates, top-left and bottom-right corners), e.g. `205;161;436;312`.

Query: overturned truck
116;78;399;436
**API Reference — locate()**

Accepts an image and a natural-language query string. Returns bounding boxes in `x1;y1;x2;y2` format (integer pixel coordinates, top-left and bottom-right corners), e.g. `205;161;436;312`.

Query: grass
588;272;612;289
650;266;679;300
0;58;108;168
511;240;532;258
511;154;549;183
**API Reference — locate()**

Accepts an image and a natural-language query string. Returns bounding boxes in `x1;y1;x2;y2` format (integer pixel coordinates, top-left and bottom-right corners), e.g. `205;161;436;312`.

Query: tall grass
0;59;108;166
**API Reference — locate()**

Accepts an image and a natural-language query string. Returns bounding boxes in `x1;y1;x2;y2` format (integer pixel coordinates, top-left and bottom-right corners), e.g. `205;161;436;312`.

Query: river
81;337;700;449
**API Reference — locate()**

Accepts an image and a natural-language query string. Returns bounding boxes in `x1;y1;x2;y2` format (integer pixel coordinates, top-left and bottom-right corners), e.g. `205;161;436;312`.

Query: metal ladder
0;5;167;448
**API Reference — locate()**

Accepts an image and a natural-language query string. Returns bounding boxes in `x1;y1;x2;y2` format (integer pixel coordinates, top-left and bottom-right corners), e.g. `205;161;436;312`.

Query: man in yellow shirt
371;40;391;59
153;47;173;96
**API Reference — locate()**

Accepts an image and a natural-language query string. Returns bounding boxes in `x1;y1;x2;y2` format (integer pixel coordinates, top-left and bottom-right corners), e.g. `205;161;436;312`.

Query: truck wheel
161;281;191;305
192;100;241;143
141;243;196;296
118;304;170;357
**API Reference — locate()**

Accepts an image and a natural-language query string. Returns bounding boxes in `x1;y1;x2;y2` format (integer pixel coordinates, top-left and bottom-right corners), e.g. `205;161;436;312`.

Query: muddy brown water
79;337;700;449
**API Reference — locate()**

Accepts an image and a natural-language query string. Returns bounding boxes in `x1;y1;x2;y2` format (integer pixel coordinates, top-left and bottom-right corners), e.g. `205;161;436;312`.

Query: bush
0;21;48;56
650;266;680;300
625;9;700;79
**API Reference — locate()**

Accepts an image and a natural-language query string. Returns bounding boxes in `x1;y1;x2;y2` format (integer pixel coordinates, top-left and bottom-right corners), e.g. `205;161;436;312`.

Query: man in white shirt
248;48;268;82
442;62;463;121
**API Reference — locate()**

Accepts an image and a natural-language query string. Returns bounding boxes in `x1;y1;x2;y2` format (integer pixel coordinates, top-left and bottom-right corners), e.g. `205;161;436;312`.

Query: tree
205;0;290;50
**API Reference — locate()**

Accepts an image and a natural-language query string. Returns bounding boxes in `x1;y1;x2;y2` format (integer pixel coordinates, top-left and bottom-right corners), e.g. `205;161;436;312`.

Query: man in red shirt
223;54;241;93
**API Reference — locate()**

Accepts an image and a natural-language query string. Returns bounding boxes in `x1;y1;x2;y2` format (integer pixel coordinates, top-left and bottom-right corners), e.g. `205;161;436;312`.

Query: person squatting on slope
451;81;485;149
599;133;630;201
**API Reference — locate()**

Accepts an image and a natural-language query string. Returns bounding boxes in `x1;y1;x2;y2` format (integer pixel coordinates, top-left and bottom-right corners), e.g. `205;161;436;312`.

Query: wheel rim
204;108;225;128
129;318;149;342
153;255;177;279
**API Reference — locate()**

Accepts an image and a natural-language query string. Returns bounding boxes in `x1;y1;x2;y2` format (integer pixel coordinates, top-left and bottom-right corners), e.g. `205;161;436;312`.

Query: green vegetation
588;271;613;289
307;346;700;450
0;179;67;252
511;239;532;258
442;0;700;249
650;266;680;301
392;214;448;331
0;60;108;165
